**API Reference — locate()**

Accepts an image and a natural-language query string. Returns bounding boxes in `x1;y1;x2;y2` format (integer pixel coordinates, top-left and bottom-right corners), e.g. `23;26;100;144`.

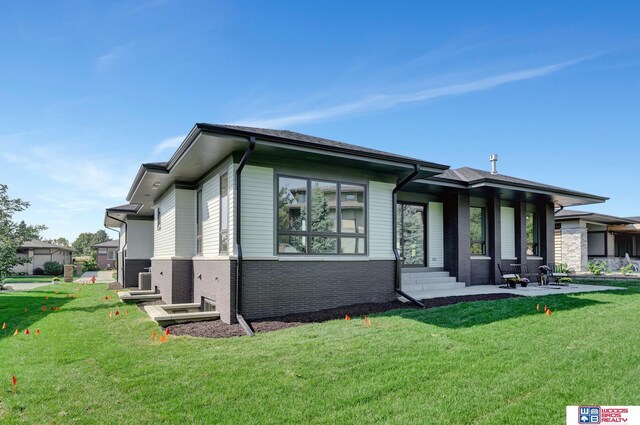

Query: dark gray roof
20;240;73;252
196;123;450;171
555;209;640;224
106;203;143;213
91;240;119;248
432;167;607;201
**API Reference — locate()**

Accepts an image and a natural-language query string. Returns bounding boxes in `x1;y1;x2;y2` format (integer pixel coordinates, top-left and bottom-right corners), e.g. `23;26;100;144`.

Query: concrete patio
412;283;626;300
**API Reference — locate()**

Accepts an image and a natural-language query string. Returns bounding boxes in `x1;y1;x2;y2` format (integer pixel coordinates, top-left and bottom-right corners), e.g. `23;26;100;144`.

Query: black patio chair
510;264;539;285
497;264;518;288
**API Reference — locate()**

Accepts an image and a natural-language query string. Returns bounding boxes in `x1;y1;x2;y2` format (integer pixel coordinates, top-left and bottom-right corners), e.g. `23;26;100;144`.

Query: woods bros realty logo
566;406;640;424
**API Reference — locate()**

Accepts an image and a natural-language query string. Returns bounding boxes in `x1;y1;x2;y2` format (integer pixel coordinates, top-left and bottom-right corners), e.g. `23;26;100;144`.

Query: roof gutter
235;137;257;336
106;212;126;286
392;164;426;308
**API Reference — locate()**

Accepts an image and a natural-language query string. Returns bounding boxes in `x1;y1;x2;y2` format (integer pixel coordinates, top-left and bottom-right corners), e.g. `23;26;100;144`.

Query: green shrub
620;263;635;276
83;258;99;272
33;267;45;275
587;260;608;276
559;277;573;283
43;261;63;276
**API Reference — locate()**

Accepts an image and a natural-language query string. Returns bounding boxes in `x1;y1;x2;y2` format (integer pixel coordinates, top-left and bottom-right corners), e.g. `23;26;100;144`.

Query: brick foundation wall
123;259;151;288
193;259;236;324
470;259;491;285
241;260;396;320
151;258;193;304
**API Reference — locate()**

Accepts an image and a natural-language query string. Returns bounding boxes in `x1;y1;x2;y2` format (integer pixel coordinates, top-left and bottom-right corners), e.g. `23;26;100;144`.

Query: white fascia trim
470;256;492;260
502;257;518;261
151;256;194;261
527;256;544;261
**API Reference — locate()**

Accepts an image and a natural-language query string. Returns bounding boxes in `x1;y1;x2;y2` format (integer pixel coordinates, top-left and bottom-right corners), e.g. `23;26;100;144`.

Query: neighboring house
112;123;606;324
91;240;119;270
555;209;640;271
11;240;73;275
104;203;154;287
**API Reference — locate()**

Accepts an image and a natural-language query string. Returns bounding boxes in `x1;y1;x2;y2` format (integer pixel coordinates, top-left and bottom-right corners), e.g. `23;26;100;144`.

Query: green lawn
1;281;639;424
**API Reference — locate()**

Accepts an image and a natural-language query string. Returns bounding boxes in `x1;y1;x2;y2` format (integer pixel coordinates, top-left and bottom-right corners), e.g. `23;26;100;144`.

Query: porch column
539;202;556;266
443;192;471;285
487;196;501;285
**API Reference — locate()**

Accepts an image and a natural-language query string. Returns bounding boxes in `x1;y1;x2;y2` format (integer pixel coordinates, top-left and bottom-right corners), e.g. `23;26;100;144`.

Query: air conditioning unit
138;272;152;290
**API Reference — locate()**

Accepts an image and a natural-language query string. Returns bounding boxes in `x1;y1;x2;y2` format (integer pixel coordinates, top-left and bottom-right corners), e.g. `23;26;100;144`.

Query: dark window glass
526;212;538;256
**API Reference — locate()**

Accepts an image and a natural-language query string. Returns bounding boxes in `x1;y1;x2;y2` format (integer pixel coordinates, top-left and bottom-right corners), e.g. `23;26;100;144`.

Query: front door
397;203;426;266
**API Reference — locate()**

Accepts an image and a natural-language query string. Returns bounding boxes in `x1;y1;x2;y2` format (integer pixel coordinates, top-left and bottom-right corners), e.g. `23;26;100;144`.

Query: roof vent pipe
490;154;498;175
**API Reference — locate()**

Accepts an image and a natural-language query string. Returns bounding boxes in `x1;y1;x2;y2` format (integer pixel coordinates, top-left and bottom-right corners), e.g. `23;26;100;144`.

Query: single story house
110;123;606;324
11;240;73;275
104;203;154;288
555;209;640;271
91;240;119;270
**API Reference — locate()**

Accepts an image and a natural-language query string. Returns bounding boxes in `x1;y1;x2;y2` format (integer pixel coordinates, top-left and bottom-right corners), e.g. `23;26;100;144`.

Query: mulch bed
167;292;522;339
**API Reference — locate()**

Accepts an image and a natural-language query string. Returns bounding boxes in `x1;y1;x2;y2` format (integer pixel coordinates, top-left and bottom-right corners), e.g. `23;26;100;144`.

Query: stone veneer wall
240;260;396;320
560;228;588;272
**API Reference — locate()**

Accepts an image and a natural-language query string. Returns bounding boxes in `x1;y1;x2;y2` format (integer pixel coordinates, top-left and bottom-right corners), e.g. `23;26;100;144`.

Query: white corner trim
502;257;518;261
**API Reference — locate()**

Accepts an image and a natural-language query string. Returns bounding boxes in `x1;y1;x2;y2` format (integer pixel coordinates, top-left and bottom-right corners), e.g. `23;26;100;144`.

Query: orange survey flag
25;328;30;335
115;310;120;316
13;329;18;336
345;315;351;321
108;311;113;318
364;316;372;327
55;306;59;311
50;306;55;311
11;375;17;391
45;296;49;300
41;306;46;312
152;330;157;341
546;309;552;316
125;310;129;316
36;328;40;335
544;305;548;312
104;296;108;300
536;304;540;311
165;328;171;335
2;322;6;330
160;335;167;343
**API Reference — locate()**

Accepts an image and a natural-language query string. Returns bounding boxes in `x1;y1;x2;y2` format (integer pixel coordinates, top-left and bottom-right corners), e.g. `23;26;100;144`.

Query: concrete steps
401;270;466;300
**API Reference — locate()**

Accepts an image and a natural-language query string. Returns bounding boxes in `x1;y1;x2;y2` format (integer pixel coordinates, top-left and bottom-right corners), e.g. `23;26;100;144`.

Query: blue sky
1;1;639;241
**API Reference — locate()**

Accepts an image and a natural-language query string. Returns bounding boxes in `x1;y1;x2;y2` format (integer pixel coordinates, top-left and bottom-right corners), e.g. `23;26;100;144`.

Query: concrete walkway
3;282;52;291
414;283;626;300
74;270;116;283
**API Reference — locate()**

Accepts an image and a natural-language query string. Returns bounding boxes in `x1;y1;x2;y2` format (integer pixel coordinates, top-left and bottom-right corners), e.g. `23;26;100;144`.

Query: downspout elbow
235;137;256;336
392;164;426;308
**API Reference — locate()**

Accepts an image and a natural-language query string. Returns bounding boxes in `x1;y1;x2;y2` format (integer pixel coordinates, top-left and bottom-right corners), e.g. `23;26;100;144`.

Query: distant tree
72;231;112;256
0;184;46;287
310;183;336;253
45;237;70;248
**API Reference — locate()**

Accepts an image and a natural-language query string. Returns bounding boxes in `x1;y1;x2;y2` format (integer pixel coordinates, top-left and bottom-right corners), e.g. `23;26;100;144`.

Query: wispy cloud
233;56;594;128
95;45;129;69
153;135;184;155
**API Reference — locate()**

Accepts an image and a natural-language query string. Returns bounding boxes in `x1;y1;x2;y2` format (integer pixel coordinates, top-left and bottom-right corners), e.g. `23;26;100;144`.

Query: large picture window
277;176;366;254
526;212;539;256
470;206;486;255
